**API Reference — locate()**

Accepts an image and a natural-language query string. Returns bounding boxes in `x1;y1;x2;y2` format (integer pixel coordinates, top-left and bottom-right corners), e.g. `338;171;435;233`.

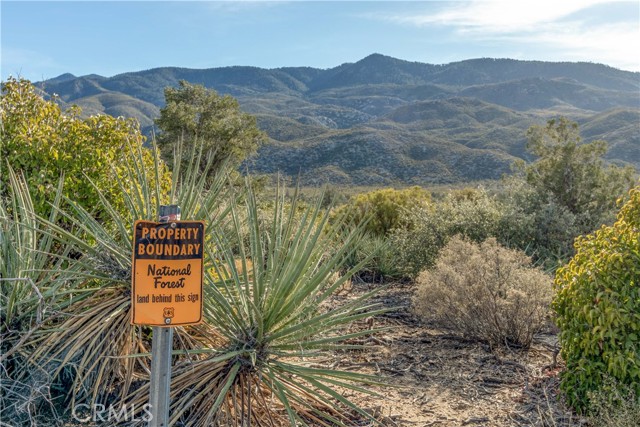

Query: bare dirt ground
52;281;587;427
330;281;588;427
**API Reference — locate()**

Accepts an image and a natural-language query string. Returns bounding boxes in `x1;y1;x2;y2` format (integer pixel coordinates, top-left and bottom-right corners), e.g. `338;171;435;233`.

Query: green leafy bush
155;80;266;176
501;117;636;266
342;234;403;282
392;187;504;278
413;236;552;348
553;185;640;413
382;176;623;280
496;177;580;266
332;186;431;237
0;77;170;220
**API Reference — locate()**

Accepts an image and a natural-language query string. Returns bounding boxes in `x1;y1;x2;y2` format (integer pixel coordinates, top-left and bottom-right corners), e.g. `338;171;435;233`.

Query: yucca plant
0;167;74;423
1;168;60;339
27;140;236;407
9;136;390;423
127;184;390;426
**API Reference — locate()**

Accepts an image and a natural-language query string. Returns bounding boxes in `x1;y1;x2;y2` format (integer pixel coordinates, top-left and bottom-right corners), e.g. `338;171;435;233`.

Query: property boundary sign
131;220;204;326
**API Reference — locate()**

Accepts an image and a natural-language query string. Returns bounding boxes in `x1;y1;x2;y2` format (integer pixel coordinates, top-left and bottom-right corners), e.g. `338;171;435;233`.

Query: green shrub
392;187;504;278
497;177;585;267
523;117;635;233
553;185;640;413
0;77;170;220
413;236;552;348
438;188;504;242
332;186;431;237
390;213;447;279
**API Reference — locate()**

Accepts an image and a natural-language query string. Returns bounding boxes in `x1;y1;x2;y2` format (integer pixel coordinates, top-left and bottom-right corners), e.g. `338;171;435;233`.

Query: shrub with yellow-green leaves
330;186;431;280
553;185;640;413
332;186;431;236
0;77;170;220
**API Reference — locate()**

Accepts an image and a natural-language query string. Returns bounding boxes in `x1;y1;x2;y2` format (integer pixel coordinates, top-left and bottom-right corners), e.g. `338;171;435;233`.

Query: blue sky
2;0;639;82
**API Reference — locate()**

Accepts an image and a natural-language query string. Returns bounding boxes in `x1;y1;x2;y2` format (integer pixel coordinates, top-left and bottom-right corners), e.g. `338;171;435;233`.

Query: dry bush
412;236;552;348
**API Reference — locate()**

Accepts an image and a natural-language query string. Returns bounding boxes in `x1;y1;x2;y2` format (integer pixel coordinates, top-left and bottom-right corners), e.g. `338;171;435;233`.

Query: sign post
148;323;172;427
131;205;204;427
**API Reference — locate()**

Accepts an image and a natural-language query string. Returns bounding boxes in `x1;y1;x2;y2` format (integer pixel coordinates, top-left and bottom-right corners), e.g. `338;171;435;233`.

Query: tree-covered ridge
34;54;640;186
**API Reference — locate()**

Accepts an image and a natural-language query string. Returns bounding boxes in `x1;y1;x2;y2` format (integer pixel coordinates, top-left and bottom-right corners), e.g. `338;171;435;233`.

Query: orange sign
131;220;204;326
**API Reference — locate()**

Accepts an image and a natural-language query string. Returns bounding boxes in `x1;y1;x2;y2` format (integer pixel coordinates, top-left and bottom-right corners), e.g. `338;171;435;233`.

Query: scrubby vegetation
522;117;635;235
2;78;638;425
587;376;640;427
391;187;505;278
330;186;431;236
413;236;552;349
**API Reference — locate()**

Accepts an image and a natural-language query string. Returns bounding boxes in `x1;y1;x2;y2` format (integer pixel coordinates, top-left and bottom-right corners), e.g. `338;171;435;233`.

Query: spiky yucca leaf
0;167;75;350
28;141;237;406
128;184;390;426
0;167;76;423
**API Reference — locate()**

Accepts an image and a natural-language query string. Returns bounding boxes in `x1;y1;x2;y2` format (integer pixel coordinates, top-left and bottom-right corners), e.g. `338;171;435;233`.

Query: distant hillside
36;54;640;186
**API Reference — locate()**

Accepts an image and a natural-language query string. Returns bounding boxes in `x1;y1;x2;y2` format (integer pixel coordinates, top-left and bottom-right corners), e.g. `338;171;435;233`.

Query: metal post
148;326;173;427
148;205;180;427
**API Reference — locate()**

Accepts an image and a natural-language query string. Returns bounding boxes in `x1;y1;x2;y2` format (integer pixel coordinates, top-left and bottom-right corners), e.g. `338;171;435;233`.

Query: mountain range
36;54;640;186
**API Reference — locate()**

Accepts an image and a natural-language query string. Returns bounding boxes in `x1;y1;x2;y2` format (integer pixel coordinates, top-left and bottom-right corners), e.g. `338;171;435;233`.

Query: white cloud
395;0;611;33
517;22;640;70
381;0;640;71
